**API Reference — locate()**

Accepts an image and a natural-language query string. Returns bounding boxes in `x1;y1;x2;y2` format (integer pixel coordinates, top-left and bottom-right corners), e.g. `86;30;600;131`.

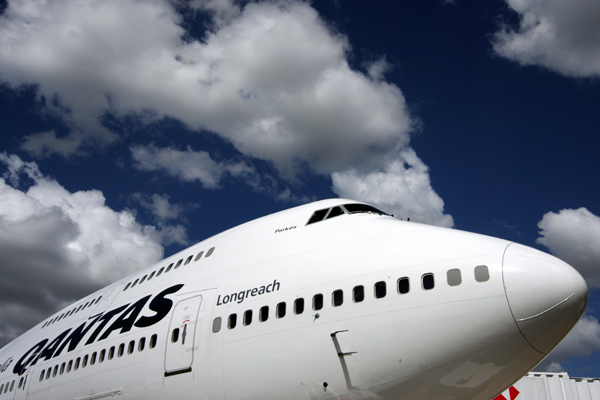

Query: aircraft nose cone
503;243;588;354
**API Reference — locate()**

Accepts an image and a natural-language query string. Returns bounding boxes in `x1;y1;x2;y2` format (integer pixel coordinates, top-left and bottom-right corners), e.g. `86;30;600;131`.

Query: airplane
0;198;588;400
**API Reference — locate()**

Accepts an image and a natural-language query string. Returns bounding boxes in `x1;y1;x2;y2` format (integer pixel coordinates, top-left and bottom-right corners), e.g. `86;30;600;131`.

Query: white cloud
0;0;413;175
537;207;600;287
534;315;600;372
493;0;600;77
133;193;185;222
0;0;452;226
0;153;165;346
130;192;193;246
188;0;241;24
130;143;256;189
331;148;454;228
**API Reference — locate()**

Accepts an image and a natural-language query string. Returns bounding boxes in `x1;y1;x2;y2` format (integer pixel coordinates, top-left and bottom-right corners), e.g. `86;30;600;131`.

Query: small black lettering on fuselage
274;226;296;234
11;284;184;376
216;280;280;306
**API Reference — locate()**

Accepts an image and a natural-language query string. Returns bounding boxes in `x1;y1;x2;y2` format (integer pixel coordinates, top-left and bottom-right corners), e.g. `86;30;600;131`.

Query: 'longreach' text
216;280;280;306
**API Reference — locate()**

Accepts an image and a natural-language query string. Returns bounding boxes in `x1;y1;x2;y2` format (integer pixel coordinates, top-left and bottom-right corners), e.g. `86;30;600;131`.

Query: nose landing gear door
164;295;203;376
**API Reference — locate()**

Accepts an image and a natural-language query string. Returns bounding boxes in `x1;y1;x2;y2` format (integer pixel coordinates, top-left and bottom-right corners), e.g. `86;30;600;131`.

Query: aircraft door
13;365;34;400
164;295;203;376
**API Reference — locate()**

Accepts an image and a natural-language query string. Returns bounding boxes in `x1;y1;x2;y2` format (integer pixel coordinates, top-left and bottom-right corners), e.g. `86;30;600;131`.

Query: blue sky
1;0;600;377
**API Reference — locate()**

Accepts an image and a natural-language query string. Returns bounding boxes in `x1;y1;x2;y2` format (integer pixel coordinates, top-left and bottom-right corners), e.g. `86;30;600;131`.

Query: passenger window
139;275;147;284
95;296;102;304
139;337;146;352
353;286;364;302
228;314;237;329
184;255;193;265
212;317;222;333
156;267;165;277
148;271;156;280
447;269;462;286
165;263;174;273
10;381;14;391
67;360;72;372
259;306;269;322
206;247;215;257
276;302;286;318
99;349;105;362
82;355;88;368
45;369;51;380
150;334;158;349
90;352;96;365
52;365;58;377
38;371;43;382
74;358;80;370
108;346;115;360
475;265;489;282
124;282;131;291
243;310;253;326
398;277;410;294
171;328;180;343
294;298;304;314
422;273;435;290
128;341;135;355
174;259;183;269
131;278;139;288
18;377;23;389
375;281;387;298
118;343;124;357
313;294;323;311
195;251;204;261
332;290;343;306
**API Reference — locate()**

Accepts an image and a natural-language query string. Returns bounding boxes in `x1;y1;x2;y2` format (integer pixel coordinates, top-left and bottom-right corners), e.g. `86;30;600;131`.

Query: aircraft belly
220;294;525;400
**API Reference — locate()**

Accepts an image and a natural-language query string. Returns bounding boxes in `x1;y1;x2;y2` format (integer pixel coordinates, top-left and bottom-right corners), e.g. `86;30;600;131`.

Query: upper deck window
306;203;389;225
342;203;388;216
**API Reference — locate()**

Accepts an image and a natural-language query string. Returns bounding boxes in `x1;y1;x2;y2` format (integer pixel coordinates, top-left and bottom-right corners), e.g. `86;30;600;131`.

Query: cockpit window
307;208;329;225
326;206;344;219
307;203;389;225
342;203;388;215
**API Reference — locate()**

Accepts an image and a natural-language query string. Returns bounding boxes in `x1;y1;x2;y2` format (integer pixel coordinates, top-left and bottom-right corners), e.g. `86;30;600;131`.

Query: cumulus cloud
0;0;453;226
0;0;412;174
537;207;600;287
493;0;600;77
131;143;256;189
331;148;454;227
0;153;165;346
130;192;193;246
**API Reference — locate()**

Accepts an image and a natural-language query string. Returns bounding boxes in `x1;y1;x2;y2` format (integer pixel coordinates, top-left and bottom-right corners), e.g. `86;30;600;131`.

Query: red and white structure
496;373;600;400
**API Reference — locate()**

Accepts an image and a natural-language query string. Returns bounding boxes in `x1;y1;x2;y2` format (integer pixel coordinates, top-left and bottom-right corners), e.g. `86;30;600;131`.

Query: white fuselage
0;199;588;400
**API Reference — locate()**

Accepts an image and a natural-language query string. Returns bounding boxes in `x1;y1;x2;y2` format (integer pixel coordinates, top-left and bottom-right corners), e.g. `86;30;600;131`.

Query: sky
0;0;599;378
